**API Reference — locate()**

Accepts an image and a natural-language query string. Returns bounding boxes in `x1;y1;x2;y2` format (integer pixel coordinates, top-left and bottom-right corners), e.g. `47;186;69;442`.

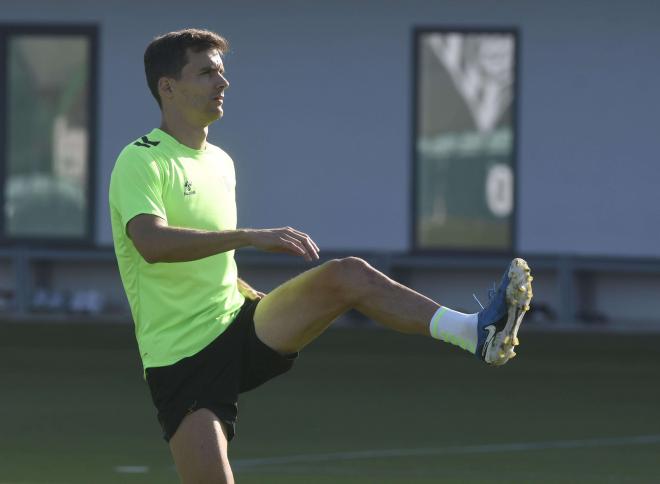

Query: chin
202;111;223;126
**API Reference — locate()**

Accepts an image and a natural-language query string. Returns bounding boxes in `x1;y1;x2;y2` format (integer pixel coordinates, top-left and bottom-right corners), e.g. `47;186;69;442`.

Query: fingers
254;227;320;261
281;234;308;259
288;227;320;253
284;227;319;261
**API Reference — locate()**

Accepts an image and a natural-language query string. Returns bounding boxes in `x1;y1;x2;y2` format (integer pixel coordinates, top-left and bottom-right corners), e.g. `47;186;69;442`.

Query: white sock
429;306;478;354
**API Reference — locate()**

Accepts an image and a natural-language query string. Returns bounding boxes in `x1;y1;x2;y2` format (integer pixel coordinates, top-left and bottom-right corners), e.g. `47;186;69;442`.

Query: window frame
0;23;98;247
410;26;520;256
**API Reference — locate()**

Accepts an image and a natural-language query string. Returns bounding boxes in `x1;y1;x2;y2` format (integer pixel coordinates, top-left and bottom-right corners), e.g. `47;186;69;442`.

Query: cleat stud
498;351;506;359
524;305;530;311
513;337;520;345
510;351;517;358
504;336;511;344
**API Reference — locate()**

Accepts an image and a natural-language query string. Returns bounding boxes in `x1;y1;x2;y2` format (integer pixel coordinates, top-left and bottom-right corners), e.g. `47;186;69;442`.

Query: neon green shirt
109;128;245;370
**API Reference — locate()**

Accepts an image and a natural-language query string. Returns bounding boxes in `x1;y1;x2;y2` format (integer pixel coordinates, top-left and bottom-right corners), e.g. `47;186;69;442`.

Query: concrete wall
1;0;658;257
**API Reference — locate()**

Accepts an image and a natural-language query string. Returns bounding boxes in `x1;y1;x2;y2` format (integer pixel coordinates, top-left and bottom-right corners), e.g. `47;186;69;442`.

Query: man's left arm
238;277;266;301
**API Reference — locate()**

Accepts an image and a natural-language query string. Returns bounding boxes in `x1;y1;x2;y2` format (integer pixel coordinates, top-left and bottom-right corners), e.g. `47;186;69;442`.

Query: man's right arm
127;214;320;263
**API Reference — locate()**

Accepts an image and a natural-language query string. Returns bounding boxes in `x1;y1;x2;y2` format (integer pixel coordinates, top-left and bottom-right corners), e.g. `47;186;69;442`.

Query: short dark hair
144;28;229;107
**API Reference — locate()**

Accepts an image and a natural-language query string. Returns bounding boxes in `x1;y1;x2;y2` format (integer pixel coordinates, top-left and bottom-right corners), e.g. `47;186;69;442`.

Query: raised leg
254;257;440;354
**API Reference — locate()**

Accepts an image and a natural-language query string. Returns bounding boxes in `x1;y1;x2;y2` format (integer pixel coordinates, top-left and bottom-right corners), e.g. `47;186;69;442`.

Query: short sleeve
109;148;168;231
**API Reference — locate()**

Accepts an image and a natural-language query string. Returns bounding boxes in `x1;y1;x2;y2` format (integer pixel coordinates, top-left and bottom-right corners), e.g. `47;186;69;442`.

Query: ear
158;77;175;101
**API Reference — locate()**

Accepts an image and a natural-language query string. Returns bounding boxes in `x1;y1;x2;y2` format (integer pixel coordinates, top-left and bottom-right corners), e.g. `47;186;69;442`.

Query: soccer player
109;28;533;484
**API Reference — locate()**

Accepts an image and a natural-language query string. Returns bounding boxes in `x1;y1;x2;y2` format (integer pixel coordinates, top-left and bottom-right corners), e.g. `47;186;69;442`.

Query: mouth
213;95;224;104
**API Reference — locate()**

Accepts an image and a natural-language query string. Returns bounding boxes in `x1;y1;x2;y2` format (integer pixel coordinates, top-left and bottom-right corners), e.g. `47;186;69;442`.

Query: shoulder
117;133;164;161
111;134;168;185
205;141;232;160
205;143;236;173
115;131;168;167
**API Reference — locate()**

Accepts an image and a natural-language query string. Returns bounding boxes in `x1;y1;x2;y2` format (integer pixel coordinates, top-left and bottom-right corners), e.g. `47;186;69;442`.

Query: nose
217;73;229;90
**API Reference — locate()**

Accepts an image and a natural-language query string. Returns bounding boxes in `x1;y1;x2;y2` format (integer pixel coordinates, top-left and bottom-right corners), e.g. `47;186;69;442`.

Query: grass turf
1;322;659;483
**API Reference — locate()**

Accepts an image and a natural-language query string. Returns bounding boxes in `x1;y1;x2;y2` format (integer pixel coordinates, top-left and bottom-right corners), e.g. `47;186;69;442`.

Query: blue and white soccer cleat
476;258;533;366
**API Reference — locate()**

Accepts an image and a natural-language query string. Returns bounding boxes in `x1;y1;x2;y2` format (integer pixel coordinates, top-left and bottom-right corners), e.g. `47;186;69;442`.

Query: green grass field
1;322;659;483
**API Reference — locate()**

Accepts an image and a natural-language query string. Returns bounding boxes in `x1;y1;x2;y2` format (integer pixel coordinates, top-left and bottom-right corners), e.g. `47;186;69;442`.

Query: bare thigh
169;408;234;484
254;257;436;354
253;260;352;354
253;258;382;354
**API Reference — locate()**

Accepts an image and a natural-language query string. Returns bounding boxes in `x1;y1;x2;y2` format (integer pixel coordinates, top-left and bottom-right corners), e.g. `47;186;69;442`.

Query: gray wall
2;0;659;256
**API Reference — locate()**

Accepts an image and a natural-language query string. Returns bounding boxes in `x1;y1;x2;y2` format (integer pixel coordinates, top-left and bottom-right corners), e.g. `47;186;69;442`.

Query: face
161;48;229;126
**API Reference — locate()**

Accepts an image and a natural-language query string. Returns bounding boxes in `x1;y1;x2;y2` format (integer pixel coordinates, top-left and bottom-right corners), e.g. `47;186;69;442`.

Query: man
109;28;533;484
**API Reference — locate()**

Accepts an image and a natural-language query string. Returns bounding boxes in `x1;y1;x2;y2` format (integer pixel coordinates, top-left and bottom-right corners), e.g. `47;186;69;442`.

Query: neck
159;115;208;151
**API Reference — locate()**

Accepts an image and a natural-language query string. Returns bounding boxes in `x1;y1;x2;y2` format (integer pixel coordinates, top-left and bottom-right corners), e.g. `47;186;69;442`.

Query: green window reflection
414;30;517;252
5;35;90;238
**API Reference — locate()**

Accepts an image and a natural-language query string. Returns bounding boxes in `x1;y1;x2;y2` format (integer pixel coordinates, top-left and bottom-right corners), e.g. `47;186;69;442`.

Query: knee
320;257;374;301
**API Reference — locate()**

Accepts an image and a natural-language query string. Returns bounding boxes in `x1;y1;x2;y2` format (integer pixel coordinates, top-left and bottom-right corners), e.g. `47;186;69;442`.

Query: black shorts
145;298;297;442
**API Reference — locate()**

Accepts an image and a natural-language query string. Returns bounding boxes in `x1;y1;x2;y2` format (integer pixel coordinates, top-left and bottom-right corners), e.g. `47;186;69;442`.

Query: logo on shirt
184;180;197;196
133;136;160;148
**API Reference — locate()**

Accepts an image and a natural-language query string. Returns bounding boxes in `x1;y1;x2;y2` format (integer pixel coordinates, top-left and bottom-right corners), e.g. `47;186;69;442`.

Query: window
0;25;97;243
412;28;518;252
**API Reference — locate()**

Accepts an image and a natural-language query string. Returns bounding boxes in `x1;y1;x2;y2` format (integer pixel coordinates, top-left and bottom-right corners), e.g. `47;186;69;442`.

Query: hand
243;287;267;301
237;277;267;301
246;227;320;261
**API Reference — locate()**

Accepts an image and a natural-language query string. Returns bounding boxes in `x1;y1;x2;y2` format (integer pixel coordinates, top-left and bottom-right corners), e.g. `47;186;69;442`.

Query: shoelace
472;283;498;311
472;293;485;310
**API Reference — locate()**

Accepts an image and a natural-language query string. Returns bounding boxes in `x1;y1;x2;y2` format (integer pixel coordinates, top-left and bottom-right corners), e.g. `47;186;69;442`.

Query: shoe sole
486;258;533;366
